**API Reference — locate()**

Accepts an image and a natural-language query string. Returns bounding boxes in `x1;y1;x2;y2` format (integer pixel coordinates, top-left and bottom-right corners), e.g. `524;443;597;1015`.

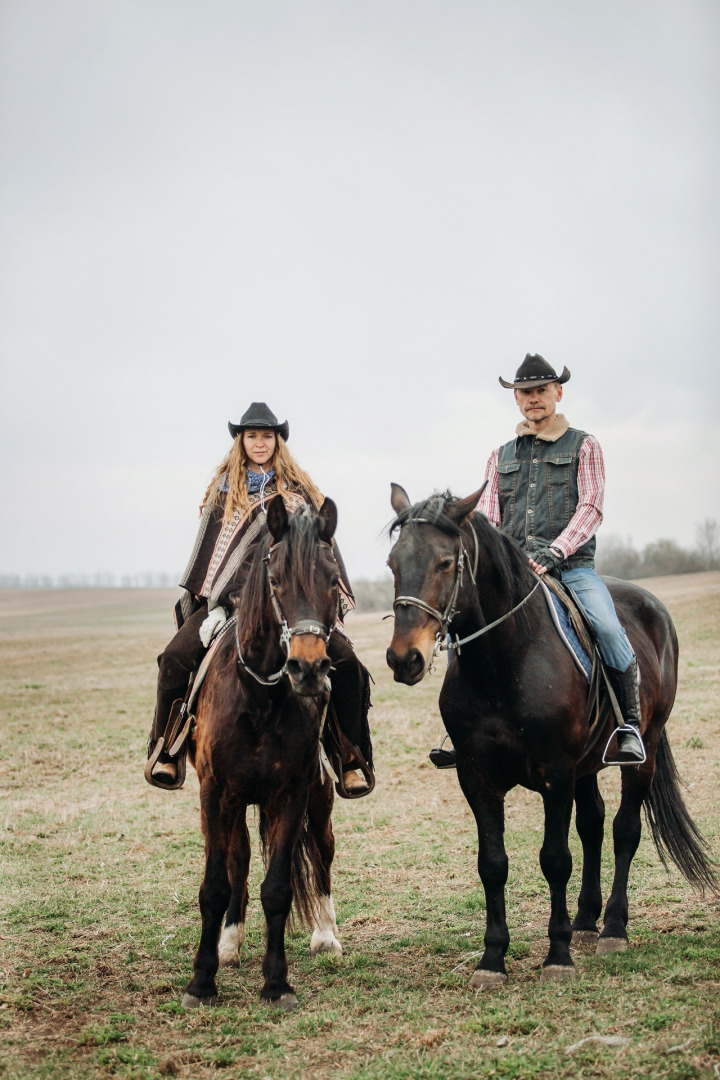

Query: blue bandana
246;467;276;494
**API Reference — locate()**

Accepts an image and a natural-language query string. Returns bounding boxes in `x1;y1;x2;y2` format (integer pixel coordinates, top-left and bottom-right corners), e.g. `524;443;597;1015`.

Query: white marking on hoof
267;993;298;1012
542;964;576;981
596;936;628;955
469;969;507;991
218;922;246;967
310;894;342;957
572;930;599;946
181;992;217;1009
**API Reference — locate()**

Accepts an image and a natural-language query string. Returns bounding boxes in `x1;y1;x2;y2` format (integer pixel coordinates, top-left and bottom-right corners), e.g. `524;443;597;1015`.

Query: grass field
1;574;719;1079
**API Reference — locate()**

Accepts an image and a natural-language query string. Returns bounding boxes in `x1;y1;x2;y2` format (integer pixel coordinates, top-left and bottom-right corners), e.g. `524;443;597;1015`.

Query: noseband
393;518;540;658
236;539;339;686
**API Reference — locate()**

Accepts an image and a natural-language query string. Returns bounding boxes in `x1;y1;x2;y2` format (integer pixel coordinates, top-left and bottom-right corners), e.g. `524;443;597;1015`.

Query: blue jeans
560;567;634;671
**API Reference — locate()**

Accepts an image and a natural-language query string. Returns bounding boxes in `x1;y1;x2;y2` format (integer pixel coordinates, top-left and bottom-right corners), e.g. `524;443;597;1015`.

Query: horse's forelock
388;491;462;538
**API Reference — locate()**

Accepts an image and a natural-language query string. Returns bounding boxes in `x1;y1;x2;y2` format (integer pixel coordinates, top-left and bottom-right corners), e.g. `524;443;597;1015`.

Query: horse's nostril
316;658;332;678
286;658;305;681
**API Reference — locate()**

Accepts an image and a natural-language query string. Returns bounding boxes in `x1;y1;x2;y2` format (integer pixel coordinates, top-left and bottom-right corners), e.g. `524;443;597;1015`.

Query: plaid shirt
478;434;605;559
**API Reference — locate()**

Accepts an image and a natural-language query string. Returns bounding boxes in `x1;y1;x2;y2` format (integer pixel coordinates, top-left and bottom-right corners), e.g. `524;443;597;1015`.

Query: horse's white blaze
218;921;246;965
309;894;342;956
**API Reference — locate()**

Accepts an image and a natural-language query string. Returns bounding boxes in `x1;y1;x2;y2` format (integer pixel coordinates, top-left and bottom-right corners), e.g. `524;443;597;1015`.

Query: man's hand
199;605;228;647
529;546;564;576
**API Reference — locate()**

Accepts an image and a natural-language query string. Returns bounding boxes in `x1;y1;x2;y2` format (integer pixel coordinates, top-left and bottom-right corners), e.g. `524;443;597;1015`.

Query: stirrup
144;697;194;790
335;745;375;800
602;726;647;766
429;735;457;770
144;736;187;789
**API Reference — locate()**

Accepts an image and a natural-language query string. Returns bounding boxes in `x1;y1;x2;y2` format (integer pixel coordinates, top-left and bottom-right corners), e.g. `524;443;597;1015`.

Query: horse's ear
446;482;488;525
318;497;337;543
266;494;289;542
390;483;411;515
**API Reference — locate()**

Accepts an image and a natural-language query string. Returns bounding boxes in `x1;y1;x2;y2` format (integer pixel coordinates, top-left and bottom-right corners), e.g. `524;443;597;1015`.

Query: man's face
514;381;562;425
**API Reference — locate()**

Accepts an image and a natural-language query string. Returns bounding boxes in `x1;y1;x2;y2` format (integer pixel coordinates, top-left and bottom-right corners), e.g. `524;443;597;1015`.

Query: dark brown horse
386;485;716;988
182;496;345;1011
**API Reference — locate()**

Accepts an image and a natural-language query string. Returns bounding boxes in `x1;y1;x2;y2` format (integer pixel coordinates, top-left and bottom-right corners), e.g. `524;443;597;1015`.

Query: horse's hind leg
539;777;576;979
182;782;231;1008
218;809;251;968
571;774;605;944
306;779;341;956
597;765;650;955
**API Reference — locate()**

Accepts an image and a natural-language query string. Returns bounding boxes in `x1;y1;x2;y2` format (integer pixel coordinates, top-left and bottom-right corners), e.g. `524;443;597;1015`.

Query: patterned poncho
174;476;353;628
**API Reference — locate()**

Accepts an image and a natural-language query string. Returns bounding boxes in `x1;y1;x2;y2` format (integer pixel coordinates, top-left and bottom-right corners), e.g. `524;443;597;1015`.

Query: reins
235;538;339;686
393;516;540;658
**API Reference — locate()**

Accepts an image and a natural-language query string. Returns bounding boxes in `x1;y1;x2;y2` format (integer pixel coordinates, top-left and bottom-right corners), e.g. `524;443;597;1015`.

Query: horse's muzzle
286;655;332;695
385;644;428;685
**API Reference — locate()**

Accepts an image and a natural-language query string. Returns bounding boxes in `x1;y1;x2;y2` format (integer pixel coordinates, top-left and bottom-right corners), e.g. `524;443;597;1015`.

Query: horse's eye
438;557;454;572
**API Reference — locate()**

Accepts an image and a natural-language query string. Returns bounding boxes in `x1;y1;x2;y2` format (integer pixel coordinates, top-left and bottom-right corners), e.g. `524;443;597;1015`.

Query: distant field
0;574;718;1079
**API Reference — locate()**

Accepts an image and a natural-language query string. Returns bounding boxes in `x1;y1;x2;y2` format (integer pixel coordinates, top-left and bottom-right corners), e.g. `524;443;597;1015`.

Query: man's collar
515;413;569;443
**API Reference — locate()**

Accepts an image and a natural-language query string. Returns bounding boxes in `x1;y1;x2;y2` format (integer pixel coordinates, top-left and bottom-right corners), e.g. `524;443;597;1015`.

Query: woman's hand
199;605;228;647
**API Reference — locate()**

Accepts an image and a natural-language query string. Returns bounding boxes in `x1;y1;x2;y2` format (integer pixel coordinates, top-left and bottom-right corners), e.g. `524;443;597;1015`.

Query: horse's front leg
218;808;251;968
182;780;231;1007
306;777;342;956
571;773;605;944
259;792;309;1010
456;768;509;990
539;772;576;979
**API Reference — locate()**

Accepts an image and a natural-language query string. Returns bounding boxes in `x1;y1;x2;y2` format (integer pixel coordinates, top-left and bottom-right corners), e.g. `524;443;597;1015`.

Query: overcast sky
1;0;718;582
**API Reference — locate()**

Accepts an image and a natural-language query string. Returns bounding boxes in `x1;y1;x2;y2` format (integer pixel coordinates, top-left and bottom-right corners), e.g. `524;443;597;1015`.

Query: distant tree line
1;520;717;598
0;572;180;589
596;519;719;580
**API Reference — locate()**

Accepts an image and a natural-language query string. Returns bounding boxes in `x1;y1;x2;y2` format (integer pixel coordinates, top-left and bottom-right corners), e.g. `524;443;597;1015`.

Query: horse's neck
457;524;538;651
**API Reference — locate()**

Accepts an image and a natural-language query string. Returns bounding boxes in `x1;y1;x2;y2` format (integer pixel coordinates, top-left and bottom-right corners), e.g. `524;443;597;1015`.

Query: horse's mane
389;491;536;617
237;504;328;652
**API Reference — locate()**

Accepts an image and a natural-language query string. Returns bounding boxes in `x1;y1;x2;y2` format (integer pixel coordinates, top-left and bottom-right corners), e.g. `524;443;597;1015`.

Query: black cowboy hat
228;402;289;442
499;354;571;389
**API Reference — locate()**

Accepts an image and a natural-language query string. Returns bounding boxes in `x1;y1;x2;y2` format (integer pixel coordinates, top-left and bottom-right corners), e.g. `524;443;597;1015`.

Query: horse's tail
258;806;329;927
644;731;718;892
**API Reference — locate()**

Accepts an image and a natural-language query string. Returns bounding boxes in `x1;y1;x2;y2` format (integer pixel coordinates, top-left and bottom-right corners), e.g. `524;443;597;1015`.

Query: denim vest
496;426;596;569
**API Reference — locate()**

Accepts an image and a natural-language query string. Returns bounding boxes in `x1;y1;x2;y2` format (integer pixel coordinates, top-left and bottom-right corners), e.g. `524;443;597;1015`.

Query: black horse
182;497;345;1011
386;485;716;988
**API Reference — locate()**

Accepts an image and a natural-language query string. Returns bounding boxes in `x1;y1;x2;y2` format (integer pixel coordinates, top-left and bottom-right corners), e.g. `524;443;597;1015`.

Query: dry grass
0;574;719;1079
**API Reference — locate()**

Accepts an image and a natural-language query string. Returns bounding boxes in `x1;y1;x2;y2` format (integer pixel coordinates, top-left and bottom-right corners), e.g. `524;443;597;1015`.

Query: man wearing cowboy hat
432;354;644;768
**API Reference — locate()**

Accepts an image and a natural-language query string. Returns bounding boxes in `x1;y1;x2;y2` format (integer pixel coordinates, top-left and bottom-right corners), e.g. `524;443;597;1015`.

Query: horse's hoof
266;993;298;1012
181;992;218;1009
310;934;342;957
572;930;599;946
218;956;240;968
596;936;628;955
469;969;507;991
542;964;576;981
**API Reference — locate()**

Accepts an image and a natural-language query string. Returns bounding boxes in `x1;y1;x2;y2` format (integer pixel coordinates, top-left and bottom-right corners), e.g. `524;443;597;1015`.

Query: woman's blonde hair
202;434;323;521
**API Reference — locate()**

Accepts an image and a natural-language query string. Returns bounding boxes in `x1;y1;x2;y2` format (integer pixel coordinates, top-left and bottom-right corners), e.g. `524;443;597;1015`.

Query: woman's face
243;428;276;470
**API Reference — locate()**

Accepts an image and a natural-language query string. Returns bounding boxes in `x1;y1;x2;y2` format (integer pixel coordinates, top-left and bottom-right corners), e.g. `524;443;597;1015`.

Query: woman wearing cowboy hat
146;402;373;795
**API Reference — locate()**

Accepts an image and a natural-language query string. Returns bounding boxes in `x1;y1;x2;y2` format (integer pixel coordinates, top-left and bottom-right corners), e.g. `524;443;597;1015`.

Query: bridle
236;539;340;686
392;518;541;660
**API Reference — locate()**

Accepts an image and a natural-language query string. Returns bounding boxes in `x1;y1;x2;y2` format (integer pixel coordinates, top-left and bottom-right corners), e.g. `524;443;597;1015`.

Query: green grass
0;578;719;1079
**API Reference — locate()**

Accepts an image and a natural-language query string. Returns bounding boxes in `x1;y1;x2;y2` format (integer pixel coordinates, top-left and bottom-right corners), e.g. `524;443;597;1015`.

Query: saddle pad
540;581;592;681
186;615;238;713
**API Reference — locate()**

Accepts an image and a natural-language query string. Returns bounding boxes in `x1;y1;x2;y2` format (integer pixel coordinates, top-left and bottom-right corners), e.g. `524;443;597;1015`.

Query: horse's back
604;575;678;714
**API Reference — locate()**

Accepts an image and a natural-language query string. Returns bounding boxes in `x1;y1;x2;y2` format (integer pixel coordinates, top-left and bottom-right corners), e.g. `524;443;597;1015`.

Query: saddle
539;575;627;765
146;616;375;799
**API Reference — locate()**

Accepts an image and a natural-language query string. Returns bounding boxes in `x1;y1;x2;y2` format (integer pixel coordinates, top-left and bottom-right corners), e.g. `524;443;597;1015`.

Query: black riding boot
327;634;374;797
605;658;646;765
429;736;457;769
145;684;187;788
